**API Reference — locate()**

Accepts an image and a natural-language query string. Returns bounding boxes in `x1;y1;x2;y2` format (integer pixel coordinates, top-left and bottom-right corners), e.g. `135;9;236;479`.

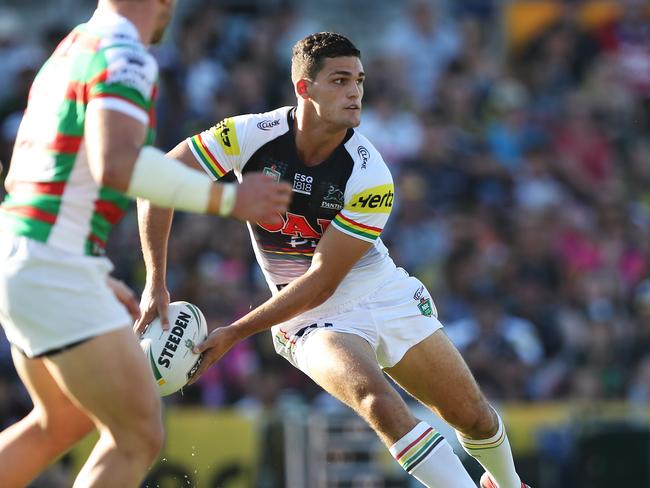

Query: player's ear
296;79;310;99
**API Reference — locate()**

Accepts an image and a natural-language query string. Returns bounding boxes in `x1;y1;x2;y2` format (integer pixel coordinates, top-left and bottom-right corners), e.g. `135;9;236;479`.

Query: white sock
389;421;475;488
456;410;521;488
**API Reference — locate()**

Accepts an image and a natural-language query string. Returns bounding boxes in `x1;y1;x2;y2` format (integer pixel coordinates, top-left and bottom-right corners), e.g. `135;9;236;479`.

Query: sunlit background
1;0;650;486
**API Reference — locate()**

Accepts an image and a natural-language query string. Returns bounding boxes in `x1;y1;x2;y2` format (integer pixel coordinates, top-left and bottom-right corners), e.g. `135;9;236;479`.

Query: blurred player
0;0;291;487
138;32;529;488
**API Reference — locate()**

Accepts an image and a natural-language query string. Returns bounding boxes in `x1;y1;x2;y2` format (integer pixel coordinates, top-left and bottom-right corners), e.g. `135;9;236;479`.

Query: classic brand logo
321;185;344;210
345;184;394;213
257;119;280;131
210;118;240;156
293;173;313;195
357;146;369;169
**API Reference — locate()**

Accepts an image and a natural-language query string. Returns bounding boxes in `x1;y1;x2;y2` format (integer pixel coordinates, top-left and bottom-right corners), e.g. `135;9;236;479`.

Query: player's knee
449;400;497;439
138;417;165;459
357;390;405;424
113;414;164;461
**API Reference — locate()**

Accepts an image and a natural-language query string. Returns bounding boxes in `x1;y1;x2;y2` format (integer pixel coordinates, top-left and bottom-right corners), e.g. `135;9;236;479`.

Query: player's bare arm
135;140;292;333
85;107;291;219
189;226;372;382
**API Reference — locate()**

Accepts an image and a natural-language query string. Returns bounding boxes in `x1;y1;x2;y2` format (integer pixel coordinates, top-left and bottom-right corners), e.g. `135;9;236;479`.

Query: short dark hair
291;32;361;82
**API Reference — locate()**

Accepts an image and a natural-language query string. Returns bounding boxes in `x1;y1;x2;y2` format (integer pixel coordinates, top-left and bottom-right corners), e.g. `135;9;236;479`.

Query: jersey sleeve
331;158;395;243
186;114;259;180
86;45;158;126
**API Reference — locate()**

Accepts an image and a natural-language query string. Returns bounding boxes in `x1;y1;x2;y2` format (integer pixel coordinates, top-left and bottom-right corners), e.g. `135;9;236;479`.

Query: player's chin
342;112;361;128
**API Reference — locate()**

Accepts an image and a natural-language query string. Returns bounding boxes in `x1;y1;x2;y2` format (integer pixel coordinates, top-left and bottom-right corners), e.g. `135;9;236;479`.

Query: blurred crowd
1;0;650;431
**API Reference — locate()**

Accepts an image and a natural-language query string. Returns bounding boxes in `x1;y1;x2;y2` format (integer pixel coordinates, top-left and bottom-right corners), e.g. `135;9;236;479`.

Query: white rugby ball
140;301;208;396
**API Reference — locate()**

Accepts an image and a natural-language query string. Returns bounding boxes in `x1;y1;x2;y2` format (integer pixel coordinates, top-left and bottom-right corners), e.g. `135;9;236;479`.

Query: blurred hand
188;325;239;384
107;276;140;322
133;282;170;334
232;173;291;224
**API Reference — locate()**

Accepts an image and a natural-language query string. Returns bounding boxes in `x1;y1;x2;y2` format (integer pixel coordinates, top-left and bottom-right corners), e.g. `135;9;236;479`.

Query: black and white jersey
186;106;397;294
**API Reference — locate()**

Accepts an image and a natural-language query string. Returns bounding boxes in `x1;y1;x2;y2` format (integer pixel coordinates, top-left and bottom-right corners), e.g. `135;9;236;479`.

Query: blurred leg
0;348;94;488
45;327;164;488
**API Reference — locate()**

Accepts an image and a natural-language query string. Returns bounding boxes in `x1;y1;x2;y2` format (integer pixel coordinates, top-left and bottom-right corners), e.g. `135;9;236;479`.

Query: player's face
309;56;364;129
152;0;176;44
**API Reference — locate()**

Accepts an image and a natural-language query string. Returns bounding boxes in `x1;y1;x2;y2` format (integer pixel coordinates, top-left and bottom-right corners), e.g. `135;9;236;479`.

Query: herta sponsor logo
210;118;240;155
346;184;394;213
413;285;434;317
157;311;191;368
257;119;281;131
293;172;313;195
357;146;370;169
321;185;344;210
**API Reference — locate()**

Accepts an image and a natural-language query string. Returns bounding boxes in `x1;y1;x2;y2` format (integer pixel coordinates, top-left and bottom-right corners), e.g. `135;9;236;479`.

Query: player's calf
389;421;476;487
456;407;523;488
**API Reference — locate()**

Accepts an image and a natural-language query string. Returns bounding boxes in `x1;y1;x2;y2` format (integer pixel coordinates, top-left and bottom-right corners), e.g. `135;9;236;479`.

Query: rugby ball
140;301;208;396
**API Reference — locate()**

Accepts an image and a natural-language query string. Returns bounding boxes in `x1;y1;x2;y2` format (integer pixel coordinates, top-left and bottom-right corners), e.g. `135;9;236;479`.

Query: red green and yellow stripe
274;328;297;350
189;133;227;178
396;427;443;473
332;213;382;241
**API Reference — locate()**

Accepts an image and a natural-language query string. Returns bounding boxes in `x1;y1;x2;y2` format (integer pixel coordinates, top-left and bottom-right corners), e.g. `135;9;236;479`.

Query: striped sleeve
186;116;244;180
87;44;158;124
333;157;394;243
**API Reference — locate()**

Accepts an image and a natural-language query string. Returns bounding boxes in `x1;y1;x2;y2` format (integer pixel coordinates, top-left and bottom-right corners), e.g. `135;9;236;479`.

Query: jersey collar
87;8;142;44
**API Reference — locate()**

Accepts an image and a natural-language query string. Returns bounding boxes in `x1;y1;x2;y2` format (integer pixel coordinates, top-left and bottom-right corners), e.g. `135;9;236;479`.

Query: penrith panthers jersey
186;106;398;298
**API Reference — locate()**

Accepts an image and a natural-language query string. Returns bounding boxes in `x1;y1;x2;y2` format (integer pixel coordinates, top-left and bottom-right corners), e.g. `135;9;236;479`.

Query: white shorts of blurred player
272;267;443;374
0;234;131;358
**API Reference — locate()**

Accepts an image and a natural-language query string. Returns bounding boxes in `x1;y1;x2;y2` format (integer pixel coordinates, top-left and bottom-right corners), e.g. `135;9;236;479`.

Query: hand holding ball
139;301;208;396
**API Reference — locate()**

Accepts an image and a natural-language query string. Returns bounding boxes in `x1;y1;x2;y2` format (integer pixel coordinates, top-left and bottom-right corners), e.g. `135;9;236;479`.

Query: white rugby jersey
187;106;398;302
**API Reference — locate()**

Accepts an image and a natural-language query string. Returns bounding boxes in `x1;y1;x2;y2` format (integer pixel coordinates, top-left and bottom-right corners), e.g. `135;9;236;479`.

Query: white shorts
0;234;131;358
271;267;443;374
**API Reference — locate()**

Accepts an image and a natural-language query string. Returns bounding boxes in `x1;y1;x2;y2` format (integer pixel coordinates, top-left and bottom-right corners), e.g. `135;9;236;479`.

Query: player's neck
294;106;348;167
100;1;157;45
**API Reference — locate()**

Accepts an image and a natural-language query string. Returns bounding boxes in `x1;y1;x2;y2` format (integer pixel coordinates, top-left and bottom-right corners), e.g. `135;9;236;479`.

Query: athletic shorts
271;267;443;374
0;234;131;358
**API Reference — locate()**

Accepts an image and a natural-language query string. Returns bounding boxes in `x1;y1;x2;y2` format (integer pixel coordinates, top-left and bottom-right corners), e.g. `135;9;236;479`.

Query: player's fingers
111;279;140;322
158;300;170;330
124;293;141;323
133;303;156;334
187;353;213;384
192;336;211;354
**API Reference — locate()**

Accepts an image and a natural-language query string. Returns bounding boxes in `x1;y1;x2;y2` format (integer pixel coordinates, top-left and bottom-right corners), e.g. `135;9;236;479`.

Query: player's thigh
384;329;488;426
10;347;93;435
302;330;405;411
44;327;160;430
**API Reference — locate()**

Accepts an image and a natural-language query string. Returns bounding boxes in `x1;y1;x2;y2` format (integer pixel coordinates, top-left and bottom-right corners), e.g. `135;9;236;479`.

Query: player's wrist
218;183;237;217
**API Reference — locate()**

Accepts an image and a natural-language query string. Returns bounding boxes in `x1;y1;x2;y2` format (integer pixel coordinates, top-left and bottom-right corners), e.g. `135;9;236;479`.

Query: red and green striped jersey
0;10;158;256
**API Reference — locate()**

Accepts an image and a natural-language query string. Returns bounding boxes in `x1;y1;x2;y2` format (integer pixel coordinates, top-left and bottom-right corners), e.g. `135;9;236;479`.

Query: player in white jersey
0;1;291;487
138;33;529;488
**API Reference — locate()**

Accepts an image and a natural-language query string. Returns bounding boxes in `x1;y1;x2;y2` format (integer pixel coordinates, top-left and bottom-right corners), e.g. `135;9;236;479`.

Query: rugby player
138;32;529;488
0;0;290;486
